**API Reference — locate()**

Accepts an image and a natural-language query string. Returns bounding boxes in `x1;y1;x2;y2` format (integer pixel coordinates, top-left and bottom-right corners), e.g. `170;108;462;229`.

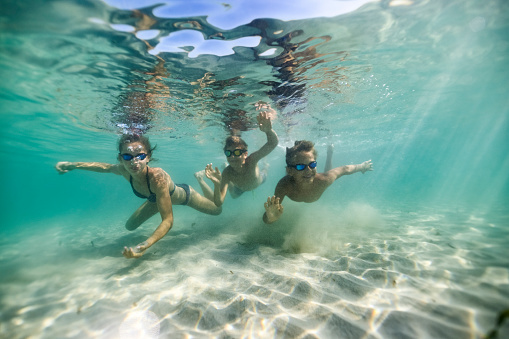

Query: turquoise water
1;0;508;338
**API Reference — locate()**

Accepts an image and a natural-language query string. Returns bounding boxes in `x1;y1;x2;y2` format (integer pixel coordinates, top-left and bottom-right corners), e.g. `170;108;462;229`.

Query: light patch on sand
468;215;484;223
482;267;509;285
454;249;472;268
119;310;160;339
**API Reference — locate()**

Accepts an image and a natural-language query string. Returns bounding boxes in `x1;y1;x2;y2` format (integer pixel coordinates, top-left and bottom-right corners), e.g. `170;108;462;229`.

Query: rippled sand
1;203;508;338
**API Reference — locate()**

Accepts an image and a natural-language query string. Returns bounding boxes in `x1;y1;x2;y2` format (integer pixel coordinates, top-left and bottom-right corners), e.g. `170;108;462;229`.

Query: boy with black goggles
194;109;278;207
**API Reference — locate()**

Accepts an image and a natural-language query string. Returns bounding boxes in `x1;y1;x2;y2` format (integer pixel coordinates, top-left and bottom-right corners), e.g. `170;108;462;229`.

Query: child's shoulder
222;164;233;173
277;175;293;188
149;166;171;177
315;172;335;184
149;166;164;173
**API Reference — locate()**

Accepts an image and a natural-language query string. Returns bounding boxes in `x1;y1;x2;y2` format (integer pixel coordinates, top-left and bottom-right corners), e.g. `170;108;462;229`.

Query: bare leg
194;170;214;201
125;201;159;231
324;144;334;172
187;186;222;215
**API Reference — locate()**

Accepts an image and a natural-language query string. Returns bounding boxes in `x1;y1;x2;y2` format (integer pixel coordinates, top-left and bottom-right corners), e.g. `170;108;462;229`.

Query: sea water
1;0;508;338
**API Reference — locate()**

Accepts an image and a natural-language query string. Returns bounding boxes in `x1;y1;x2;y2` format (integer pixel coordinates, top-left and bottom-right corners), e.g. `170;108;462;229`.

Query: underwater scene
1;0;508;338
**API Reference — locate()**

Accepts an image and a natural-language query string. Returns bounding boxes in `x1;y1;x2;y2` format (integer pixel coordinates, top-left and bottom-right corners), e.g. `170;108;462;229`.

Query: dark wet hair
224;136;248;151
285;140;317;166
118;133;157;157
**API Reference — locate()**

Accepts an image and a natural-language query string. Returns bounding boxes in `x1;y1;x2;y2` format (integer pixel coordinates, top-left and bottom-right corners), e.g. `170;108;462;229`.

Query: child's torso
284;175;330;203
227;163;262;191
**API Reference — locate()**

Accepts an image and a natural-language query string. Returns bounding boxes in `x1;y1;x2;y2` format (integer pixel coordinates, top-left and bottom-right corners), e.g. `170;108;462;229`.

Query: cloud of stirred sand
237;201;385;256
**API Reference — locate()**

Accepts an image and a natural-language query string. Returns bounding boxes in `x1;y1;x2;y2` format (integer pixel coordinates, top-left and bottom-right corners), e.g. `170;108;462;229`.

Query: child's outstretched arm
325;160;373;181
55;161;123;175
248;112;279;163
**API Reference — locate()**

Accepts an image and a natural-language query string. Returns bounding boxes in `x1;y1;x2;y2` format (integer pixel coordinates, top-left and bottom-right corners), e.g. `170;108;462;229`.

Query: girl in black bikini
55;134;221;258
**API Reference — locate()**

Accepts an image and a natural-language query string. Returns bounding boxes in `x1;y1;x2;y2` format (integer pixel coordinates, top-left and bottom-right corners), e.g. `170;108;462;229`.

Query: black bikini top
130;168;157;203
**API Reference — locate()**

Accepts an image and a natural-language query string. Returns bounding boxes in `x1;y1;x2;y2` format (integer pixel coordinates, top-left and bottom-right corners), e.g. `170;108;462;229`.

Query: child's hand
255;102;274;113
122;241;148;259
360;160;373;173
264;196;284;223
257;111;273;133
55;161;75;174
205;163;221;185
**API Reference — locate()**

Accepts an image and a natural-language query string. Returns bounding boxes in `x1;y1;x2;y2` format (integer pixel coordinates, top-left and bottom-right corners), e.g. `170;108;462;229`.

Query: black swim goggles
224;149;247;157
288;161;317;171
120;153;147;161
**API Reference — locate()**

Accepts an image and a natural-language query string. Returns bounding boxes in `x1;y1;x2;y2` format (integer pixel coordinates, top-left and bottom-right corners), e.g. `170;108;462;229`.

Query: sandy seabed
1;203;508;338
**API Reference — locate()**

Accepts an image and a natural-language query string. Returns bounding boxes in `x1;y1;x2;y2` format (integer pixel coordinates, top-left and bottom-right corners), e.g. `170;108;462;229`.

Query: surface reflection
106;6;346;138
111;10;171;134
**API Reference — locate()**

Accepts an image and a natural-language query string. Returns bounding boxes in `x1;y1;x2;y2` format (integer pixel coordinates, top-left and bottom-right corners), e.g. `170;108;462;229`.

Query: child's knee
125;220;138;231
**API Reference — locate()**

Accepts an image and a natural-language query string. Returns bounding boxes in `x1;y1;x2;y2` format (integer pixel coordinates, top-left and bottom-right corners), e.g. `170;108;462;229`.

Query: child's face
287;150;317;183
225;145;248;167
119;142;150;174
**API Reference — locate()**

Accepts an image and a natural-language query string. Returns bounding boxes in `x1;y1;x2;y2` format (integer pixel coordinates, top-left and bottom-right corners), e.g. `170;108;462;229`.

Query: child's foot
325;144;334;172
327;144;334;156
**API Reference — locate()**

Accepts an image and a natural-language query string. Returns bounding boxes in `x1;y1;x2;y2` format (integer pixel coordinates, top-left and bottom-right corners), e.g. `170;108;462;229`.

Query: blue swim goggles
224;149;247;157
120;153;147;161
288;161;317;171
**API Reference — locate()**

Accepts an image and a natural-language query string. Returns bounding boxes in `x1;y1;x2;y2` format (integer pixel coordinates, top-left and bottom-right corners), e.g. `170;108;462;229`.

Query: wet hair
224;136;248;151
285;140;317;166
118;133;156;157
